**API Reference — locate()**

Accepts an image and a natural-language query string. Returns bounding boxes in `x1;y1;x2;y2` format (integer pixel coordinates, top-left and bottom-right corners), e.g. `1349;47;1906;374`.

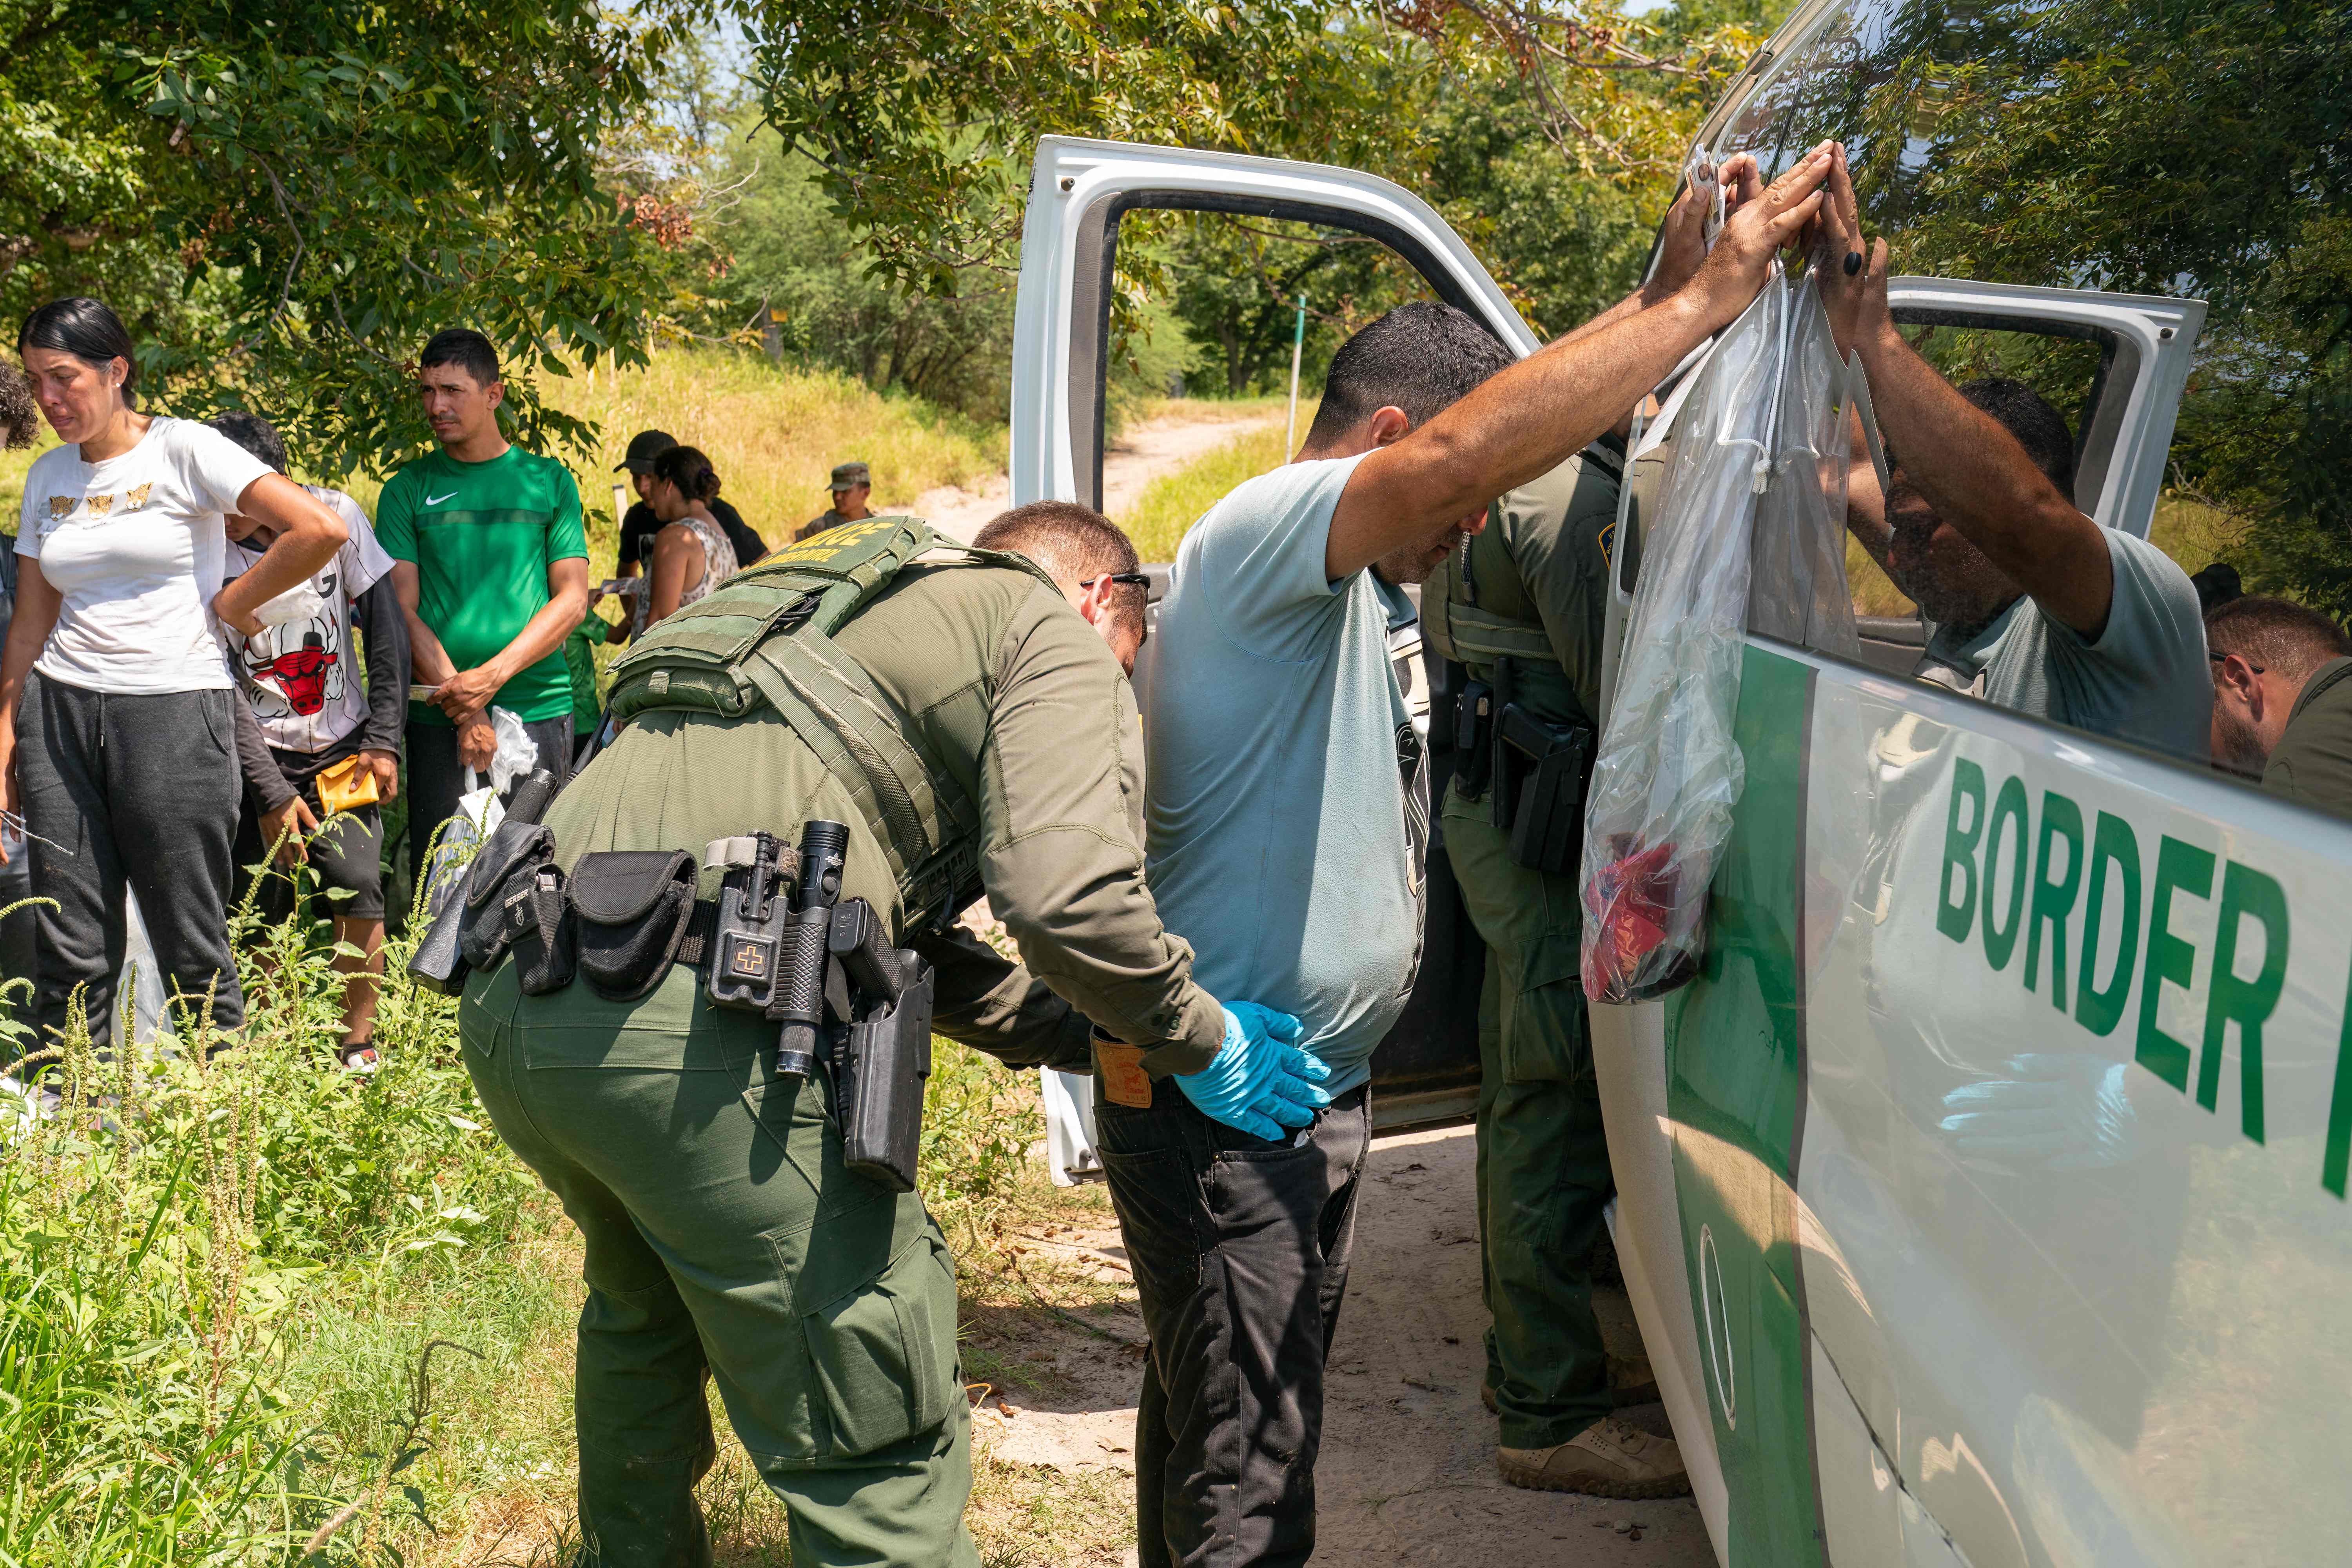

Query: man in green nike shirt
377;327;590;898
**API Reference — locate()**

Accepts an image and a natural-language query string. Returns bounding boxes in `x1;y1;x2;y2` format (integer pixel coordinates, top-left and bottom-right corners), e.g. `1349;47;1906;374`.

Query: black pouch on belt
567;849;699;1001
459;822;557;972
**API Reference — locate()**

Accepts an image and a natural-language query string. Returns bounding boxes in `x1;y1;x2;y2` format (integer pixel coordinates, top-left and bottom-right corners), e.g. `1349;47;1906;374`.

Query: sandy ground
970;1123;1719;1567
911;407;1282;541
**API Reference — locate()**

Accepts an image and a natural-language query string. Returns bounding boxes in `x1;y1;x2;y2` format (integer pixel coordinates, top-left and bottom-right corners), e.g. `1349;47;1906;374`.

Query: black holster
1451;673;1495;800
1490;703;1597;876
826;898;935;1193
407;766;563;996
457;822;576;996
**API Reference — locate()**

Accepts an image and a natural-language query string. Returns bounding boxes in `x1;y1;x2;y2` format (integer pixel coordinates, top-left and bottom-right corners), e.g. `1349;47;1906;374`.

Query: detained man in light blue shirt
1093;145;1840;1568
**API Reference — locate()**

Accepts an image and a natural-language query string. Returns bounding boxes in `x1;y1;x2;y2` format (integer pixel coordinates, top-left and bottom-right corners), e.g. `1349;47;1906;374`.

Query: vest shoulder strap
601;515;1063;926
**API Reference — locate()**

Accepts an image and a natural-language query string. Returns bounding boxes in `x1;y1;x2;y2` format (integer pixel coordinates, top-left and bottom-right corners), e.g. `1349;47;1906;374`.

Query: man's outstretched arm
1323;145;1837;582
1809;150;2114;637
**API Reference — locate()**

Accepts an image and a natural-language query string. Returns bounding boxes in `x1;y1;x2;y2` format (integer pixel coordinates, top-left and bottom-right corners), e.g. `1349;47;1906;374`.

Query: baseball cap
830;461;871;491
617;429;678;474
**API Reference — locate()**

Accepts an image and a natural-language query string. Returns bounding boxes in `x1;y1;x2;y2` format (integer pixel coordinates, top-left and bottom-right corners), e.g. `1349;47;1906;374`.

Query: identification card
1094;1039;1153;1108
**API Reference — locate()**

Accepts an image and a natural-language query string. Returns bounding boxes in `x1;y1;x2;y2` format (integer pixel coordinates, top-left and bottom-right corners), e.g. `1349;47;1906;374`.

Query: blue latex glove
1940;1053;2136;1172
1177;1003;1334;1140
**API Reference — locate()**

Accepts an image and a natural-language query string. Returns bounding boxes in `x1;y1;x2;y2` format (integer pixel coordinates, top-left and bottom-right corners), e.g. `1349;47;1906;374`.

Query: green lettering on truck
1939;759;1987;945
2136;835;2215;1094
2201;861;2287;1142
2325;955;2352;1198
1981;775;2030;972
2075;811;2142;1039
2024;790;2085;1009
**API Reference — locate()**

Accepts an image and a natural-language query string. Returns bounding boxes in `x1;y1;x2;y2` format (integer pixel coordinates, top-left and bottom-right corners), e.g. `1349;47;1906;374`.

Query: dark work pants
1097;1079;1372;1568
1444;783;1616;1450
405;716;571;900
17;676;245;1046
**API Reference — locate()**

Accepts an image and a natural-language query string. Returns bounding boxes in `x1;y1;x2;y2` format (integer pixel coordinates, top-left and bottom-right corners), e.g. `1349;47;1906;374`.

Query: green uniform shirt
1428;442;1623;724
2265;656;2352;818
377;446;589;725
540;560;1228;1077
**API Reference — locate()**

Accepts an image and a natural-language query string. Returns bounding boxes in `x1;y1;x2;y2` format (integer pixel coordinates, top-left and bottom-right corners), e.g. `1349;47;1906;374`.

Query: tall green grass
0;864;532;1566
0;850;1060;1566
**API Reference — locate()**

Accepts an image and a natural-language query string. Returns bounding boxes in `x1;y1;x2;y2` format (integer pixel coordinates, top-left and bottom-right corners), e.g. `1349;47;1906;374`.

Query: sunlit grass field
3;348;1007;573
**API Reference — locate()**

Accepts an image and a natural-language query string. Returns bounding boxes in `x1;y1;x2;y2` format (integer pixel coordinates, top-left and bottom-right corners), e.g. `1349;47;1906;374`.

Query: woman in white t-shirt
1;297;348;1050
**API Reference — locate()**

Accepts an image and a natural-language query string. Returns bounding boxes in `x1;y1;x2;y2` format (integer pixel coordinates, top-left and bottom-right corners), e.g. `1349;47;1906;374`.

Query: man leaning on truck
1114;143;1838;1567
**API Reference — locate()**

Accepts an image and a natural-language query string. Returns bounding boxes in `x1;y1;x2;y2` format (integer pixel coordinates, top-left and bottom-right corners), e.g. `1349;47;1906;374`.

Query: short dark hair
419;328;501;388
0;365;34;449
1303;301;1514;450
652;443;721;503
17;297;139;409
205;410;288;474
2207;594;2352;683
974;501;1147;631
1957;377;2076;499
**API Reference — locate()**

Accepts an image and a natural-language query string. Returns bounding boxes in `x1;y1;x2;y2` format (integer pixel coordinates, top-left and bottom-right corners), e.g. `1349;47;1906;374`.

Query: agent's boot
1498;1415;1691;1499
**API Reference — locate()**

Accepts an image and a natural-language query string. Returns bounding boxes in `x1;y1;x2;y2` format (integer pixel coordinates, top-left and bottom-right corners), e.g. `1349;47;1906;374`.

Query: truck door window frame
1063;192;1509;511
1011;136;1537;515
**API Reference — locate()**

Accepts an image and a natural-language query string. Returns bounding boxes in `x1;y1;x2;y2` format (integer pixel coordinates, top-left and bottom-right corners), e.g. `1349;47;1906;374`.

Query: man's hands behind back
1179;1004;1334;1140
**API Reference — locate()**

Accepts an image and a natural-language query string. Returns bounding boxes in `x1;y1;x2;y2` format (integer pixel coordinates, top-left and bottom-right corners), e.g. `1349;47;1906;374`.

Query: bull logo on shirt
241;570;343;719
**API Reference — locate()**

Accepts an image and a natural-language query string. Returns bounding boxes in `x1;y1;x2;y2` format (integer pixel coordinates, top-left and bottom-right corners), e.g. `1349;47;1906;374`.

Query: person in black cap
795;460;874;541
613;428;766;594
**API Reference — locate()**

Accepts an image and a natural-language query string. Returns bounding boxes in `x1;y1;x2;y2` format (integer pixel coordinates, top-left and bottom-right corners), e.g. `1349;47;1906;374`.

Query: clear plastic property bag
423;706;542;914
1581;271;1801;1004
1748;280;1858;658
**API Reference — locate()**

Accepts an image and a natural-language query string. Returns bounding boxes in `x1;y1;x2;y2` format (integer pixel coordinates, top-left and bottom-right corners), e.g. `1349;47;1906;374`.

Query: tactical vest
1426;443;1629;704
604;515;1065;927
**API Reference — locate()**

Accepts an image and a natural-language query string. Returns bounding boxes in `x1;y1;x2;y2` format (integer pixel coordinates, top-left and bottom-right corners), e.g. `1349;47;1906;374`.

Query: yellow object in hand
316;753;381;816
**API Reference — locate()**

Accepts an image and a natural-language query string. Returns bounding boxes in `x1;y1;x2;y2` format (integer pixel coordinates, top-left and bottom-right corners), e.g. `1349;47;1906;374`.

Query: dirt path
973;1123;1719;1567
911;406;1282;542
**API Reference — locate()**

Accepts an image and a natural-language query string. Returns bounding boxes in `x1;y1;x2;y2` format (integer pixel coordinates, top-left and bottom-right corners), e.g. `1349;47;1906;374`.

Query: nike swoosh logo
425;492;457;506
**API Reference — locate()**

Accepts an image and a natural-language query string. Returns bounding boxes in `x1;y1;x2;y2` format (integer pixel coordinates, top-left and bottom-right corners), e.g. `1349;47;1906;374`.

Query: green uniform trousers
1442;780;1617;1452
458;959;980;1568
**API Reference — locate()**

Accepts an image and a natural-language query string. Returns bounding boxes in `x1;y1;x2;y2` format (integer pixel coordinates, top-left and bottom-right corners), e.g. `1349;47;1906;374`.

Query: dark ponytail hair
17;297;138;409
652;443;721;504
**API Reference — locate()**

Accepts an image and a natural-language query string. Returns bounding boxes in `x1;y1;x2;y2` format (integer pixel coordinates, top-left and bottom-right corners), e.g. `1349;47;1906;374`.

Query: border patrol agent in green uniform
1425;441;1691;1499
457;515;1265;1566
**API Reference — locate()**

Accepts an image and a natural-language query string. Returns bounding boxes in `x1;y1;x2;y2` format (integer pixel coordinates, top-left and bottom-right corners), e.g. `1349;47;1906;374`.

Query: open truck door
1007;135;1536;1178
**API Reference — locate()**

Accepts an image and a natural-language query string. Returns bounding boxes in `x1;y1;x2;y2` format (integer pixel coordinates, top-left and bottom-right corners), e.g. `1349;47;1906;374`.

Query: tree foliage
3;0;712;477
1744;0;2352;616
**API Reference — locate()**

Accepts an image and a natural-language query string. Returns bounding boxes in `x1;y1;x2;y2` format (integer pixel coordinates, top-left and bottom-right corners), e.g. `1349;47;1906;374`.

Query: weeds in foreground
0;856;524;1566
2;867;1122;1565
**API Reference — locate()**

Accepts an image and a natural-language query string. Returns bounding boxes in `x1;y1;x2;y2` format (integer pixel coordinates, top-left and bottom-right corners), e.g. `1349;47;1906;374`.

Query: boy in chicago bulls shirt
208;413;408;1071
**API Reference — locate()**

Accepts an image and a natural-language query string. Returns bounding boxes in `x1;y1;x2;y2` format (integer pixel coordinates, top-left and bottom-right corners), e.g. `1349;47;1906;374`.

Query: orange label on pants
1094;1040;1153;1108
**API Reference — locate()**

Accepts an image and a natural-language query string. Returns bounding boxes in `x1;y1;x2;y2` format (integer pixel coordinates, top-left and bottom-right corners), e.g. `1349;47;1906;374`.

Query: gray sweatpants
16;674;245;1046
